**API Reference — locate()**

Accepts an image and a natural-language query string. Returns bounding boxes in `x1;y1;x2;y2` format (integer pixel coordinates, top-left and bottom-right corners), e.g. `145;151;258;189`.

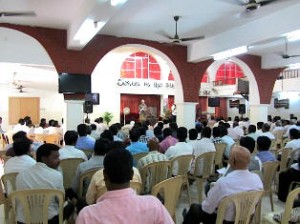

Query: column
249;104;269;125
63;100;85;132
176;102;197;130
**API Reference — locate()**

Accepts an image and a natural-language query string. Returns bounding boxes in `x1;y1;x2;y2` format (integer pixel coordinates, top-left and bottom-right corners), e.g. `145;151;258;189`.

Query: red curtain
168;95;174;110
215;98;227;118
120;94;161;122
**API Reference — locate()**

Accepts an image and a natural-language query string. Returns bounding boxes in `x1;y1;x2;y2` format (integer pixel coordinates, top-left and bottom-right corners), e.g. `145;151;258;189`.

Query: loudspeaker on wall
238;104;246;114
83;101;93;113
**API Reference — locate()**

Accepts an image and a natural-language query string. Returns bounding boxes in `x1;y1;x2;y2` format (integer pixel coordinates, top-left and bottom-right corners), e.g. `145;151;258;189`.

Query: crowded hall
1;0;300;223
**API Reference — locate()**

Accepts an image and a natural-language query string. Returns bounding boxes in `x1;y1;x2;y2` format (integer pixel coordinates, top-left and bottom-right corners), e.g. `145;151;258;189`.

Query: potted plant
103;112;113;126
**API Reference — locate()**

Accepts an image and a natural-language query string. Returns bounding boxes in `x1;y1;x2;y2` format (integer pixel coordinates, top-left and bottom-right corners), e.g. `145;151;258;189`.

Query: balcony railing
278;69;300;80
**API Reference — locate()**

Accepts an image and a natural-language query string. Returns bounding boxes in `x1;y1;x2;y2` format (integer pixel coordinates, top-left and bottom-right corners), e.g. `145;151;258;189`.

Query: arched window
201;71;209;83
215;61;244;85
120;52;161;80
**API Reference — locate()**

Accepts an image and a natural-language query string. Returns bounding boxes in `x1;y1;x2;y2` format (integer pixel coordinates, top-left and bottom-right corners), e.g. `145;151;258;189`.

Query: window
215;61;244;85
120;52;161;80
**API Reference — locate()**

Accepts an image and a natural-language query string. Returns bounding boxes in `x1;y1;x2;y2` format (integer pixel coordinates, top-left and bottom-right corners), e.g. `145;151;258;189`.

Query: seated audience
16;143;73;223
89;124;101;140
219;126;235;159
59;130;87;161
159;128;178;153
256;136;276;163
126;128;149;155
153;126;163;142
72;138;110;193
260;123;275;140
75;124;95;150
109;124;123;142
278;155;300;202
211;127;222;144
256;122;264;136
189;127;216;175
165;127;193;175
4;137;36;173
285;128;300;151
77;148;173;223
227;121;244;141
247;125;258;141
182;146;263;224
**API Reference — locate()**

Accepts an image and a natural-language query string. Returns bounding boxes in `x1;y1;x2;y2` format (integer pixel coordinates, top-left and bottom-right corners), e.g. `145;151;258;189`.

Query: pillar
176;102;197;130
249;104;269;125
63;100;85;132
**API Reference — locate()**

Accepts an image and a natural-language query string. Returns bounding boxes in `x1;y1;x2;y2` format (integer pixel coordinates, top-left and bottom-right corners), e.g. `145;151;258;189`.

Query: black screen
208;97;220;107
237;78;249;94
58;73;91;93
85;93;100;105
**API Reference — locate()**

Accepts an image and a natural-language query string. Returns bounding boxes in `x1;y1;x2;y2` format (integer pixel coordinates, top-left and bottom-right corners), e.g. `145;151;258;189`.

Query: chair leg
269;191;274;212
184;178;192;205
196;179;203;202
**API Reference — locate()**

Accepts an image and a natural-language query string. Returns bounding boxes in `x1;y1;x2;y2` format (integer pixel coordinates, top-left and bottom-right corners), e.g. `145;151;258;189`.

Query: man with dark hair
247;124;258;141
165;127;193;175
75;124;95;150
100;129;114;142
219;126;235;159
4;137;36;173
159;128;178;153
59;130;87;161
72;138;110;193
126;128;149;155
109;124;123;142
183;146;263;224
285;128;300;151
256;121;264;136
261;123;275;140
256;136;276;163
189;127;215;176
16;143;70;223
77;148;174;223
211;127;222;144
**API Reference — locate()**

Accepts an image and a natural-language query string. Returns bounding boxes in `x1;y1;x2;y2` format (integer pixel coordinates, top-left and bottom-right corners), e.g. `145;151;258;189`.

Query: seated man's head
177;127;188;142
147;139;160;152
129;128;140;142
103;148;133;190
201;127;212;139
289;128;300;140
77;124;88;137
13;137;33;156
229;146;251;170
36;143;60;169
239;136;255;154
64;130;78;146
94;138;111;156
262;123;271;133
188;128;198;141
257;136;271;151
248;125;256;134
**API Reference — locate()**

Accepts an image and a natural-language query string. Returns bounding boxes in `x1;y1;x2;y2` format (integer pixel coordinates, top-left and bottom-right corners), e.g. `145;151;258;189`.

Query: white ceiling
1;0;300;81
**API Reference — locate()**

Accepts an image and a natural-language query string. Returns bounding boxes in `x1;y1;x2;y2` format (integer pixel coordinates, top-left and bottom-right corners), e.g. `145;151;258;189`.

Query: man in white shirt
183;146;263;223
227;122;244;141
4;137;36;174
188;127;216;175
219;126;235;159
285;128;300;151
260;123;275;140
256;122;264;136
59;130;87;161
16;143;73;223
165;127;193;175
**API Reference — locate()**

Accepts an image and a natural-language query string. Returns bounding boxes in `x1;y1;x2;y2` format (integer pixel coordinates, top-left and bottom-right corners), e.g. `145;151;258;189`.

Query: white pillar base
176;102;197;130
249;104;269;125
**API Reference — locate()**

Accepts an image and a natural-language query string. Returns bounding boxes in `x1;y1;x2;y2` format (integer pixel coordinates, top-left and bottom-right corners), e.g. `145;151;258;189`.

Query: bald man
183;146;263;224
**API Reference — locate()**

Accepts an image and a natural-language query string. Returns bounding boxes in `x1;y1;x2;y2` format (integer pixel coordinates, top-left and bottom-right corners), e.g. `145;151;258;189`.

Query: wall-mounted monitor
58;73;91;93
208;97;220;107
85;93;100;105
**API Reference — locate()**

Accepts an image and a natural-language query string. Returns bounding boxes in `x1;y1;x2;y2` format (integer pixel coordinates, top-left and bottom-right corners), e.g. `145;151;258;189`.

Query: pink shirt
159;136;178;153
76;188;174;224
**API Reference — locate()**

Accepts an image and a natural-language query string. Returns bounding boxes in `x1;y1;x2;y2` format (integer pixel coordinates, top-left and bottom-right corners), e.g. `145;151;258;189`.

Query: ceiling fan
281;39;300;59
225;0;283;11
159;16;205;44
0;11;36;17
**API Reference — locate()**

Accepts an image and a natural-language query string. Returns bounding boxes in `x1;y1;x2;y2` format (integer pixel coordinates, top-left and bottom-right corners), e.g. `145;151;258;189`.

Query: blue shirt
126;142;149;155
75;136;95;150
256;151;276;163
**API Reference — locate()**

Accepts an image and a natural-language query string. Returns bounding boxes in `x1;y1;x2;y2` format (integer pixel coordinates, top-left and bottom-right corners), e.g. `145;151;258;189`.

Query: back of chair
130;181;143;194
281;188;300;224
192;151;215;178
287;148;300;168
9;189;64;224
140;161;171;194
133;152;148;164
275;130;285;146
34;134;45;143
44;134;61;145
214;143;227;169
60;158;84;189
151;175;184;221
81;149;94;159
1;172;18;195
279;148;292;172
216;190;264;224
170;154;194;177
262;161;279;191
78;168;100;199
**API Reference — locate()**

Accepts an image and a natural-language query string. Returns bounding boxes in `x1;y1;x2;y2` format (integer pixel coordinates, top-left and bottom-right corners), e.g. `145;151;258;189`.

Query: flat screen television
85;93;100;105
208;97;220;107
58;73;91;93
